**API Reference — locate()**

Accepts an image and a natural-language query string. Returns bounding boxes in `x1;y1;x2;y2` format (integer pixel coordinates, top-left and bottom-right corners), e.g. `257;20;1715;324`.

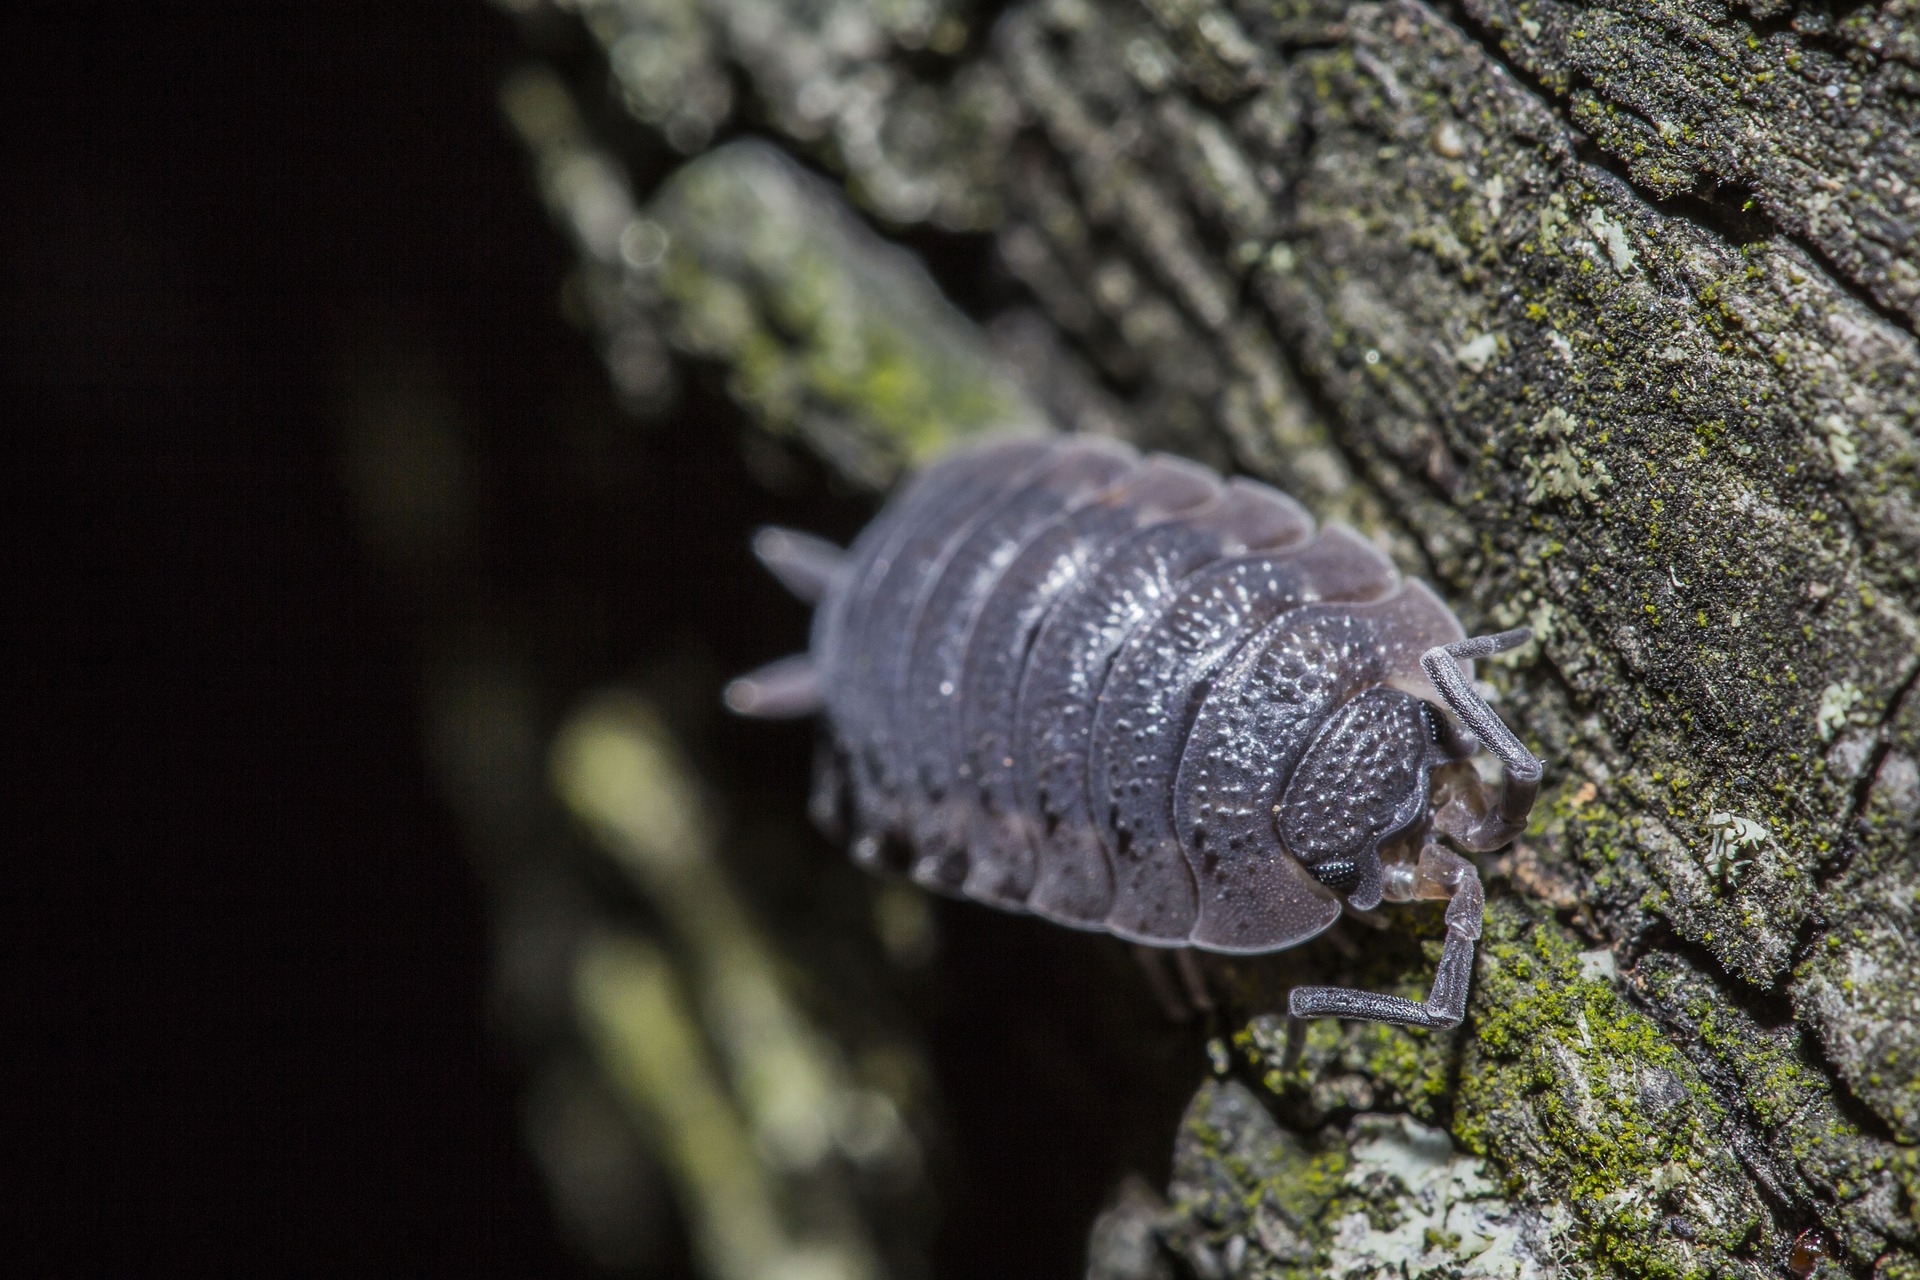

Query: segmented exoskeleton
728;436;1540;1028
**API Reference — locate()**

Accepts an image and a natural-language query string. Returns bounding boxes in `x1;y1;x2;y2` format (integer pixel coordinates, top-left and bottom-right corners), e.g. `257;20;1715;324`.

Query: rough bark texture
497;0;1920;1276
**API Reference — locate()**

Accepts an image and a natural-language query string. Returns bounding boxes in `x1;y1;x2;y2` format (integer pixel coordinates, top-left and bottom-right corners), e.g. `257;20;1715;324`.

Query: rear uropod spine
727;435;1541;1029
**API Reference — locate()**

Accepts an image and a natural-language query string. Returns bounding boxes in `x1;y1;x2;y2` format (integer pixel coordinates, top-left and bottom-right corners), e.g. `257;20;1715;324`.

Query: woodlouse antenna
1421;630;1543;851
726;527;846;718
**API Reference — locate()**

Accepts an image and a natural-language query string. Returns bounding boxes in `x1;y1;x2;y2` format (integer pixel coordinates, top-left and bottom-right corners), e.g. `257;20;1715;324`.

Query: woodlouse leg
1287;844;1484;1029
1132;945;1195;1022
1279;1011;1307;1071
1174;948;1214;1014
1420;629;1543;852
807;736;848;840
723;653;821;718
751;525;844;604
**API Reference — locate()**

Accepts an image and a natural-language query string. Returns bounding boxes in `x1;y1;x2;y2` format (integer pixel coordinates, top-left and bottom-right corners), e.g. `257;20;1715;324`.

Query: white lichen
1702;811;1770;885
1522;414;1612;507
1527;449;1610;503
1819;414;1858;474
1328;1115;1557;1280
1584;207;1636;275
1538;193;1569;250
1456;331;1499;372
1530;406;1577;439
1576;948;1617;983
1817;681;1864;741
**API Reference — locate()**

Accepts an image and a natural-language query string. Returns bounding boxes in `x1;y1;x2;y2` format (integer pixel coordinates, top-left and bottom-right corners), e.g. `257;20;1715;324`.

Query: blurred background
4;4;1200;1274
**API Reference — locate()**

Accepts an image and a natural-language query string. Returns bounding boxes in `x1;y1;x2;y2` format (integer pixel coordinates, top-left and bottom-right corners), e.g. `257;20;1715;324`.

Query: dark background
2;5;1199;1274
6;5;583;1272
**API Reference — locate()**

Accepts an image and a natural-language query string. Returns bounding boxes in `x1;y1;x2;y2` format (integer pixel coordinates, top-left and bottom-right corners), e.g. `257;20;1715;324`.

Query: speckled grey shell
811;436;1469;954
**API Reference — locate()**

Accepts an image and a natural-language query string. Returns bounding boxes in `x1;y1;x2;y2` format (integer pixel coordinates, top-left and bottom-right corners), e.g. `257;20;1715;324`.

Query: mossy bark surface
502;0;1920;1275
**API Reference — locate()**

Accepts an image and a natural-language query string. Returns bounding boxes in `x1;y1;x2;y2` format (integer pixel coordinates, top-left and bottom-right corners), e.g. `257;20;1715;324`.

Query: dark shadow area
917;903;1205;1277
1;5;578;1273
3;4;1199;1277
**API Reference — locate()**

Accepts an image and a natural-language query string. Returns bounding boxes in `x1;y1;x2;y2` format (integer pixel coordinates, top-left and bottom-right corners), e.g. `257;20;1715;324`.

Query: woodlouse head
1275;691;1481;910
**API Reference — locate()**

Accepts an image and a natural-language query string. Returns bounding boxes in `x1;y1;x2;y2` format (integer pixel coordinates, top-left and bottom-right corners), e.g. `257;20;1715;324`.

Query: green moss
1454;902;1768;1277
1635;948;1919;1263
1168;1077;1350;1275
1229;909;1463;1128
647;141;1045;485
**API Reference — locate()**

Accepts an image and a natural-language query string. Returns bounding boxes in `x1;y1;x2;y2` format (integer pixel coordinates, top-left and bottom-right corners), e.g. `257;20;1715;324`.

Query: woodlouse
728;435;1541;1028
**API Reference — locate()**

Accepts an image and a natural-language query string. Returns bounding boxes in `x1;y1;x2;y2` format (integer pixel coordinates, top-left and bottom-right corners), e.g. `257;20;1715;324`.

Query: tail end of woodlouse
723;653;822;718
751;526;845;605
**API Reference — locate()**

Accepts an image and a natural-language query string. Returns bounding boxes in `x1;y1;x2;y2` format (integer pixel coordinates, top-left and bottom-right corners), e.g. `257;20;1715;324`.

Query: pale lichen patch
1582;207;1635;275
1327;1115;1555;1280
1819;414;1858;475
1456;330;1499;372
1816;681;1864;742
1702;811;1770;885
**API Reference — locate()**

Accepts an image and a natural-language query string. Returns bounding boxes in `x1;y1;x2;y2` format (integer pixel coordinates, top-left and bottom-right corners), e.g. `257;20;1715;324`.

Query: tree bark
496;0;1920;1275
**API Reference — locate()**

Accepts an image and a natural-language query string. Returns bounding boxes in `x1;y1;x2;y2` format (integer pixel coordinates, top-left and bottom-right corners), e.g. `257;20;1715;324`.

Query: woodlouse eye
1309;858;1361;892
